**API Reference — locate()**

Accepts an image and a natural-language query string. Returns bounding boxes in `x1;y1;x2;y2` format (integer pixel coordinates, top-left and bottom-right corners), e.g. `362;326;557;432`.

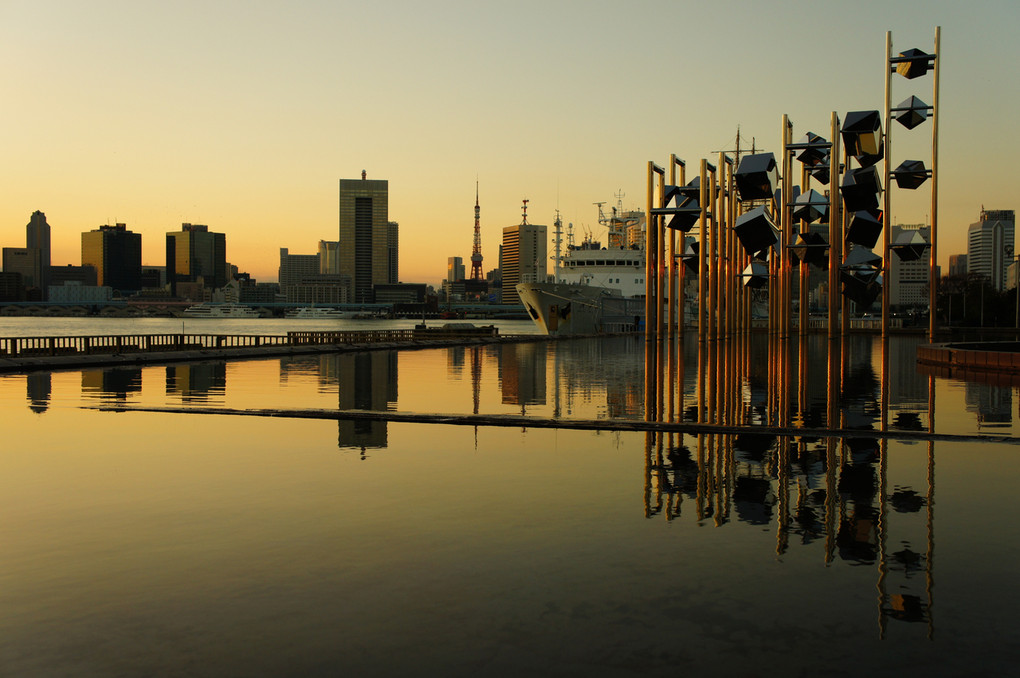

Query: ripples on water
1;322;1019;675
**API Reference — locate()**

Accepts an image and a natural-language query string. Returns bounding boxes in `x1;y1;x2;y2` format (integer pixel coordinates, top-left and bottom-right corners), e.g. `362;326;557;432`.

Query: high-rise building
887;224;929;308
318;240;340;275
166;223;227;296
967;209;1015;291
81;223;142;293
279;248;321;292
339;173;395;303
447;256;465;283
948;254;968;277
499;203;547;303
26;210;51;293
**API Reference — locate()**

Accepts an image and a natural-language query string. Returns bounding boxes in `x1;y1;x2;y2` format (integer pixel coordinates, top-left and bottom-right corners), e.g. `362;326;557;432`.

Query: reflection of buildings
166;363;227;402
26;372;51;413
336;352;397;451
499;343;546;408
82;368;142;401
965;381;1012;428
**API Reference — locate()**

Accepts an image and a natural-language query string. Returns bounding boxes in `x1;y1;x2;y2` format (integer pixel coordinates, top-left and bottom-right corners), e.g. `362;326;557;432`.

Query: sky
2;0;1017;287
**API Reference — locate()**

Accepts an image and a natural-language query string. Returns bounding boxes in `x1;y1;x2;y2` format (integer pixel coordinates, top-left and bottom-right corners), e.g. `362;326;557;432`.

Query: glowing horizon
2;1;1017;288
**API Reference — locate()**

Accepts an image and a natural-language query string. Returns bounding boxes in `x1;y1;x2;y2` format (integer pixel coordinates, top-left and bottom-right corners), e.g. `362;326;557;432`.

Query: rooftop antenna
521;198;529;225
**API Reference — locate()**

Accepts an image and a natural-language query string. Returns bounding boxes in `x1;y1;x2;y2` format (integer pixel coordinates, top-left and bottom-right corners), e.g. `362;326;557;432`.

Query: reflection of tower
337;352;397;452
470;182;483;281
499;343;546;411
26;372;51;413
166;363;227;402
82;368;142;401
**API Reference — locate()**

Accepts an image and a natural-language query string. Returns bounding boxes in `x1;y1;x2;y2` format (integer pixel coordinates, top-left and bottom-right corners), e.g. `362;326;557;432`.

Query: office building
166;223;227;296
448;257;466;283
81;223;142;293
339;173;396;303
887;224;930;308
1;248;38;291
948;254;968;277
500;220;547;303
967;209;1015;291
319;240;340;275
26;210;51;293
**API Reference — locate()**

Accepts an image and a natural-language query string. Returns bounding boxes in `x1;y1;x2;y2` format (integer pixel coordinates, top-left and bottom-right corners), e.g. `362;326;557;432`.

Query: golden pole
883;31;893;340
829;111;841;339
698;159;708;342
645;161;657;341
930;26;941;341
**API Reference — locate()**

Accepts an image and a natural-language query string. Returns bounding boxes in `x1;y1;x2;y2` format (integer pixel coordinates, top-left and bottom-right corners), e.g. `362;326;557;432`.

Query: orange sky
2;1;1017;287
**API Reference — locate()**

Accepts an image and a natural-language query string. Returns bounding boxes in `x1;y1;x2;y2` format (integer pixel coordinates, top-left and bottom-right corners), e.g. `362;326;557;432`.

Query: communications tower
470;181;484;281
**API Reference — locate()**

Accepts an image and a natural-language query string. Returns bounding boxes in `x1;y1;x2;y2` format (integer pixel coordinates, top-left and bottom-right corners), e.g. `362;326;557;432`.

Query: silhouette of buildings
26;210;51;294
1;210;51;300
339;172;397;303
166;223;227;297
499;212;546;303
81;223;142;294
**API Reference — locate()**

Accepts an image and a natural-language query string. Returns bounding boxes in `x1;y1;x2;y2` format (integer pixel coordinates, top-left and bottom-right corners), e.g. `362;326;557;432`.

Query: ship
286;306;354;319
517;199;646;335
181;303;261;319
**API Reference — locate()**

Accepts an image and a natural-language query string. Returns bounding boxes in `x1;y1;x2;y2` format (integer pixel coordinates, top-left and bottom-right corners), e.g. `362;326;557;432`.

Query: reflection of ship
517;199;645;335
286;306;354;319
182;303;260;318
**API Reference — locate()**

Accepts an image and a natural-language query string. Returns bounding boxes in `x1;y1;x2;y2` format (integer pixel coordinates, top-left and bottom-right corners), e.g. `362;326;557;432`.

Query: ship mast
470;181;483;281
551;210;563;282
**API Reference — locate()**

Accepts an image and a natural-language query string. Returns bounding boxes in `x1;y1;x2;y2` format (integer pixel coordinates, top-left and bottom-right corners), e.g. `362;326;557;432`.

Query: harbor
2;330;1019;675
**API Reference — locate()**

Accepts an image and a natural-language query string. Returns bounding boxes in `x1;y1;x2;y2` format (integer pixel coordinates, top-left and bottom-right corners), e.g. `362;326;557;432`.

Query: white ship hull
516;282;643;336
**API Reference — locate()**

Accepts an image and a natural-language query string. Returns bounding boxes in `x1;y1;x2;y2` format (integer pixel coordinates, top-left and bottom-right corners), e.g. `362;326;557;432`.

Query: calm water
1;320;1018;676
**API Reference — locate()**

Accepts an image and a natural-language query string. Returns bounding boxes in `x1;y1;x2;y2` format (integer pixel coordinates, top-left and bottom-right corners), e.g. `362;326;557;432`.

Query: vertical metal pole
829;112;840;339
698;159;708;342
781;115;793;339
668;156;679;344
645;162;660;341
658;170;667;340
930;26;940;341
883;31;893;340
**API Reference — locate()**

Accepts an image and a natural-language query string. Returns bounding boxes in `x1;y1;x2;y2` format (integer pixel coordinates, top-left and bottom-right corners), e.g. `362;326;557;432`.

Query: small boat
182;303;260;319
286;307;354;319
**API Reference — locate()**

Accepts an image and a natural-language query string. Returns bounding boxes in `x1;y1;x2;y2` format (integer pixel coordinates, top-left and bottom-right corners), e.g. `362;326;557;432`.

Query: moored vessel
517;199;646;335
181;303;261;319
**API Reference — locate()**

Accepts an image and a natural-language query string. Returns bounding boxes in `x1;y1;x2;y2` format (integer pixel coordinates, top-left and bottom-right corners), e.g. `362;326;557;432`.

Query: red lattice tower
470;181;484;281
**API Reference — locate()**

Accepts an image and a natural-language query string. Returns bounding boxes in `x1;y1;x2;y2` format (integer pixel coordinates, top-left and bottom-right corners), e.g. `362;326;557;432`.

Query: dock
0;326;559;374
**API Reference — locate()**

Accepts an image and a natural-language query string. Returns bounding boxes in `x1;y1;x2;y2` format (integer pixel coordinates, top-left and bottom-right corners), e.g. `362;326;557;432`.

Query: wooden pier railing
0;326;502;359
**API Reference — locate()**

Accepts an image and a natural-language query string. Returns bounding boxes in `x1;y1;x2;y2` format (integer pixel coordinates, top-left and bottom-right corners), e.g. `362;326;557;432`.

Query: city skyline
3;1;1017;287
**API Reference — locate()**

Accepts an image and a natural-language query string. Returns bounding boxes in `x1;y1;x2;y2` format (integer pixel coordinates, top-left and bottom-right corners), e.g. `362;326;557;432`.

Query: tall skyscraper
318;240;340;274
499;201;547;303
887;223;929;307
967;209;1015;291
81;223;142;293
166;223;227;296
447;256;465;283
339;172;395;303
26;210;51;293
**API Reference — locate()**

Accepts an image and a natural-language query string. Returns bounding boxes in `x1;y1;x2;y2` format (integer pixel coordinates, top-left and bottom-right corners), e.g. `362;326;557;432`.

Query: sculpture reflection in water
644;427;935;639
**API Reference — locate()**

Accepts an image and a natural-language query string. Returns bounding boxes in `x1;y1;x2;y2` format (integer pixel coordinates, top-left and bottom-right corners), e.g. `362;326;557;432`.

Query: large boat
182;303;261;319
517;201;646;335
286;306;354;319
